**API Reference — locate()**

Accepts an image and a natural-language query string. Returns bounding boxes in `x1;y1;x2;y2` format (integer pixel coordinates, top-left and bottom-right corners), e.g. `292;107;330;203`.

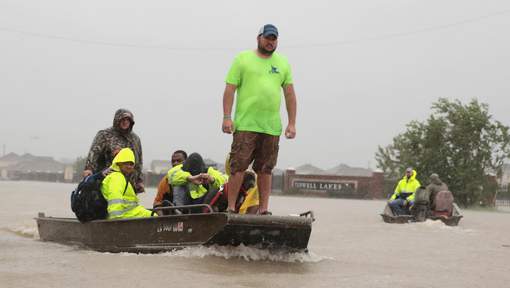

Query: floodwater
0;181;509;288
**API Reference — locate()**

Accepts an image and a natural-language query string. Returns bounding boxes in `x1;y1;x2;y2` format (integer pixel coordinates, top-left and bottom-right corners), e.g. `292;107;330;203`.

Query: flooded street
1;181;509;288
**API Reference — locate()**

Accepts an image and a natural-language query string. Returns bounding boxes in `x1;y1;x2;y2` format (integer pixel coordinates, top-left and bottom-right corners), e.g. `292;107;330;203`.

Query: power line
1;8;509;51
285;8;510;48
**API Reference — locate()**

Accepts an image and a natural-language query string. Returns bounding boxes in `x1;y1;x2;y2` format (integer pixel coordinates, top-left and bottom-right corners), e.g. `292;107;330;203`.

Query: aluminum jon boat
380;202;463;226
36;205;314;253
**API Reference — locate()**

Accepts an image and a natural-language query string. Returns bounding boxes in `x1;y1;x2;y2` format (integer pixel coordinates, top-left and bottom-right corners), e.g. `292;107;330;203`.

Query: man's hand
222;119;233;134
200;173;214;184
285;124;296;139
187;175;203;185
83;170;93;177
135;182;145;193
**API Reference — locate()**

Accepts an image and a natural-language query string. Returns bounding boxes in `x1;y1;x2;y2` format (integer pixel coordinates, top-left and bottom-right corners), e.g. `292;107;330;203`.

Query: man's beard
258;43;275;56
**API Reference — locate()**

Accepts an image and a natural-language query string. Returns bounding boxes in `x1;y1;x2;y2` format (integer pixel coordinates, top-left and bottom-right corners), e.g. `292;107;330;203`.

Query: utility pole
2;144;5;157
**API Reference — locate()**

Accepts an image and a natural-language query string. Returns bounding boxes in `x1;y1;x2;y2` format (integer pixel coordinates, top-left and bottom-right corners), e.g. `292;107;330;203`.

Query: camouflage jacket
85;109;144;188
426;182;449;208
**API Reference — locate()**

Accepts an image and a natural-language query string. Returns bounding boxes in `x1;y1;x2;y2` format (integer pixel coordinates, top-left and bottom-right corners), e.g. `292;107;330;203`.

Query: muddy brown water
1;181;509;288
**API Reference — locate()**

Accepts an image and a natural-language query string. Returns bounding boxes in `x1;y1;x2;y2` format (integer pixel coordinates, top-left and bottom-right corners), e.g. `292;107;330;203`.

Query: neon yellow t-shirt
225;50;293;136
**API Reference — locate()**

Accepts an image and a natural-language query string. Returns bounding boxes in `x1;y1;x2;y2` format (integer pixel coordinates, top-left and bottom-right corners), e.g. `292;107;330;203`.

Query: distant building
499;163;510;186
0;153;65;173
325;163;373;177
295;164;325;175
0;152;23;169
282;163;383;199
150;160;172;174
0;152;72;182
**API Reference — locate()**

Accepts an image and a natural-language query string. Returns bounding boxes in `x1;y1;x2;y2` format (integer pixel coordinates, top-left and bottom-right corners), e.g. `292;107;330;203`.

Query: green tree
73;156;87;173
376;98;510;207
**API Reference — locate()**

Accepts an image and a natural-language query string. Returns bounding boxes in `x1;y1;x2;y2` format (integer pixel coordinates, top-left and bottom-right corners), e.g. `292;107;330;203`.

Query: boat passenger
101;147;154;219
153;150;188;211
169;153;227;211
388;167;421;215
84;108;145;194
426;173;449;210
224;154;259;214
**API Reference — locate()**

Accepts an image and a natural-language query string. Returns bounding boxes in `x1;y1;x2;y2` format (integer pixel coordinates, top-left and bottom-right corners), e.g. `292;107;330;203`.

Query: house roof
326;164;373;177
295;164;325;175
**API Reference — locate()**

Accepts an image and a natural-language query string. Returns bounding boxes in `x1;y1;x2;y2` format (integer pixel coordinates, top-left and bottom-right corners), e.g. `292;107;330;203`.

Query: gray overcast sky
1;0;509;170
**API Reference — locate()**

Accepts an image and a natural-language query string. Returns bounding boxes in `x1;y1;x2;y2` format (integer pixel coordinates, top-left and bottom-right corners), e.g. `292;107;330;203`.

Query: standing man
222;24;297;214
83;108;145;193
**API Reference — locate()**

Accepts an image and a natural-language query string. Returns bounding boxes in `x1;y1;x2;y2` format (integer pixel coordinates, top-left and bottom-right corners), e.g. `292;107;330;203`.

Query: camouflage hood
113;108;135;133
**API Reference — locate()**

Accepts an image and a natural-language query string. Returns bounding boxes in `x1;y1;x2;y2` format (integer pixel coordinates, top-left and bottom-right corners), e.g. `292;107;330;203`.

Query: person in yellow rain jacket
225;154;259;214
169;153;227;210
388;167;421;216
101;147;154;219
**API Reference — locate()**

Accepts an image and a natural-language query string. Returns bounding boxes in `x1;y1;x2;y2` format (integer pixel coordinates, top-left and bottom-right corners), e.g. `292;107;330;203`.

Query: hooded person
168;153;228;209
426;173;449;210
84;108;144;193
101;148;153;219
388;167;421;215
224;154;259;214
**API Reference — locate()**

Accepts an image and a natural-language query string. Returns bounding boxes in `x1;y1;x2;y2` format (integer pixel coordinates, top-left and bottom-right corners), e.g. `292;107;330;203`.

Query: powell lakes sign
292;179;357;192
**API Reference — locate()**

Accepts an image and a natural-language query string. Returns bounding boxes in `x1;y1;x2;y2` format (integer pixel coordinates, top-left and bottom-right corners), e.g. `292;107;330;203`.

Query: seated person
153;150;187;212
208;170;259;214
224;154;259;214
388;167;421;216
101;148;154;219
168;153;227;211
426;173;449;210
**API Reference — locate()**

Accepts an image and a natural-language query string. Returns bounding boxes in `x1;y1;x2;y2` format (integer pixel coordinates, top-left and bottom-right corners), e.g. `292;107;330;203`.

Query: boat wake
2;225;39;239
413;219;475;234
165;245;330;262
116;245;332;263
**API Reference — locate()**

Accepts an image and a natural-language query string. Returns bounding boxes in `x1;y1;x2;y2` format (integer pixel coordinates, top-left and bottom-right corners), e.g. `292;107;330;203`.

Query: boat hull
36;212;313;253
380;203;463;226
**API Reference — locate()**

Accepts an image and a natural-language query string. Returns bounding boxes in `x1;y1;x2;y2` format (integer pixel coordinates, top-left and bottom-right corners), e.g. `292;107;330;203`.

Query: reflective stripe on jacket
101;148;153;219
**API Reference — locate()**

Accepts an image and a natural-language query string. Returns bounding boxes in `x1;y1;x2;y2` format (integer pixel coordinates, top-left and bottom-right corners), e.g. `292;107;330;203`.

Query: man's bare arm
283;84;297;139
222;83;237;134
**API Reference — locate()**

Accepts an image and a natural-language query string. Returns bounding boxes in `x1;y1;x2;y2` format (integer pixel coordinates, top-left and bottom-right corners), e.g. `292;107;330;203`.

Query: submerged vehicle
36;205;314;253
380;202;463;226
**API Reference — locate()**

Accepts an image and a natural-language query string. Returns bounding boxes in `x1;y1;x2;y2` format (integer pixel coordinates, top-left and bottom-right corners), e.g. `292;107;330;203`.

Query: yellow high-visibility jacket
390;170;421;202
101;148;153;219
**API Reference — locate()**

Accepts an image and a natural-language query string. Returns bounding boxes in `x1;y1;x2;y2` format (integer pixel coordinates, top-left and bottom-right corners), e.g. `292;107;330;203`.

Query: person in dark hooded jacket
426;173;449;210
83;108;144;193
168;153;227;209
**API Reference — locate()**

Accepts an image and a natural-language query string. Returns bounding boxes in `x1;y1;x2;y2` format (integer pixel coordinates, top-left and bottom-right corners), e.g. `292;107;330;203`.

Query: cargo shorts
229;131;280;174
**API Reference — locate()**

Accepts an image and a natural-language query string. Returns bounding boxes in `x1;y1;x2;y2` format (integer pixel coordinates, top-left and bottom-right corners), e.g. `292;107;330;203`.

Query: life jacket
432;190;454;217
71;172;108;223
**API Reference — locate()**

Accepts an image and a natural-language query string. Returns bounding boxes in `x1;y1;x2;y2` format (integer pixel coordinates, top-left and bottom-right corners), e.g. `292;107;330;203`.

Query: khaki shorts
229;131;280;174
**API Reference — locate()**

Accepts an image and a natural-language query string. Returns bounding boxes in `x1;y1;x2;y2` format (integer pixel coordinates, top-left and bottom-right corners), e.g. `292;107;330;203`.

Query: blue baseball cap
258;24;278;38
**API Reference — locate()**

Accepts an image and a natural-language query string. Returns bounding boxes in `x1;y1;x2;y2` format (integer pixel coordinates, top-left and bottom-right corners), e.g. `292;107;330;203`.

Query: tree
376;98;510;207
73;156;87;174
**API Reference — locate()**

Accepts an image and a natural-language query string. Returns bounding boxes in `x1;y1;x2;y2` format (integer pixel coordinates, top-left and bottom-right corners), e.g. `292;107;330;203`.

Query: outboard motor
432;190;454;217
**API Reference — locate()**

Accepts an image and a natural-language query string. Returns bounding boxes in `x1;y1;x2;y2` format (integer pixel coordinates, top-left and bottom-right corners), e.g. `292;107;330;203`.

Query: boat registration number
156;222;184;233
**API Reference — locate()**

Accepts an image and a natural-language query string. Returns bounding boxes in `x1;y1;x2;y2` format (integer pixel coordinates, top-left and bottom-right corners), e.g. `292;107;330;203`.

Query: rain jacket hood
182;153;207;176
113;108;135;133
430;173;443;185
110;148;135;171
